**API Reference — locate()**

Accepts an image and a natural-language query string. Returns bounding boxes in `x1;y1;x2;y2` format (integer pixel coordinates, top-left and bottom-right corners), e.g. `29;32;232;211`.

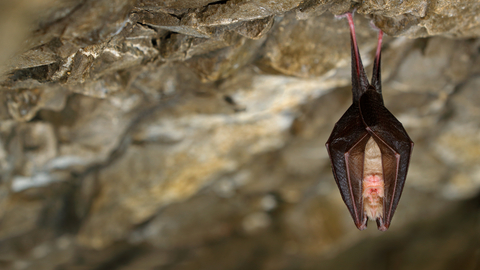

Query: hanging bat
325;13;413;231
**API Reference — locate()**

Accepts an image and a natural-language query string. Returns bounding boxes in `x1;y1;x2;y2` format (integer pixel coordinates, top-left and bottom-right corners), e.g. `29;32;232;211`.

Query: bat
325;13;413;231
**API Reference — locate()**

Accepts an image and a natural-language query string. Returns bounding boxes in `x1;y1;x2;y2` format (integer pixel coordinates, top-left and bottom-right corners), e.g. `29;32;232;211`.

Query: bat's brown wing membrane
359;89;414;230
326;104;370;230
327;12;413;231
326;89;413;231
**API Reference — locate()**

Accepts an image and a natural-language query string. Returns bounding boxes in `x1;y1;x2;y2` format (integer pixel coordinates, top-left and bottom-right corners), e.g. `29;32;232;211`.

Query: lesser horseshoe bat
325;13;414;231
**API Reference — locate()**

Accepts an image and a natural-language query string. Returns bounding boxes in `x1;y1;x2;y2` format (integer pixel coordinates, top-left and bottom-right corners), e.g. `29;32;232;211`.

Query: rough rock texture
0;0;479;269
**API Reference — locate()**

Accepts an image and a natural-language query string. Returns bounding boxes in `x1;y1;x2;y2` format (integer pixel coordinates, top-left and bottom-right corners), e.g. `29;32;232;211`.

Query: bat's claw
376;218;388;231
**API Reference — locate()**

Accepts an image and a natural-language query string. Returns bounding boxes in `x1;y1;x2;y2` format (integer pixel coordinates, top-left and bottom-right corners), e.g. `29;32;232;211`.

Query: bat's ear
346;13;369;102
371;30;383;96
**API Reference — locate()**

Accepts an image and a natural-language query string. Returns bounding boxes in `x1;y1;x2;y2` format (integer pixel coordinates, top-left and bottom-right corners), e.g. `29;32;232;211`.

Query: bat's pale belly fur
363;137;384;220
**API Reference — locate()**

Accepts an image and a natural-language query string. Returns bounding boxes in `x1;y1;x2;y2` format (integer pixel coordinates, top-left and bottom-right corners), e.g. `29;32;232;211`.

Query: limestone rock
0;0;479;269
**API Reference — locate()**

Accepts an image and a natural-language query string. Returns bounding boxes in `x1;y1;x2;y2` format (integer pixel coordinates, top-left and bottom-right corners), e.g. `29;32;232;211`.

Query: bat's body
325;13;413;231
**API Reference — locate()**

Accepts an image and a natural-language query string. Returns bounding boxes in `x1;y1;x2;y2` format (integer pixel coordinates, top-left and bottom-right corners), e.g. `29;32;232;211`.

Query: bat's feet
368;21;384;46
334;12;351;20
334;12;355;29
334;9;356;20
369;20;380;31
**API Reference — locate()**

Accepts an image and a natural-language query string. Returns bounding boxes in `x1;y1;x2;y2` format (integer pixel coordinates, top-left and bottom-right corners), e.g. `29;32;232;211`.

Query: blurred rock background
0;0;479;269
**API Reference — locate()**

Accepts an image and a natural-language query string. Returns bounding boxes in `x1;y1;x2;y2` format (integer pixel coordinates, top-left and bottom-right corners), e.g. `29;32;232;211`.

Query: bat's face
325;13;413;231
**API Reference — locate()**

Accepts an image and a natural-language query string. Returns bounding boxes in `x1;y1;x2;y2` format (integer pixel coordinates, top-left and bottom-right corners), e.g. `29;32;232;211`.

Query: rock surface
0;0;479;269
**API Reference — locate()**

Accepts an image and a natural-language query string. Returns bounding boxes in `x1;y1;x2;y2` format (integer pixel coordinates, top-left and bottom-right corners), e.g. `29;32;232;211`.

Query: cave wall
0;1;479;269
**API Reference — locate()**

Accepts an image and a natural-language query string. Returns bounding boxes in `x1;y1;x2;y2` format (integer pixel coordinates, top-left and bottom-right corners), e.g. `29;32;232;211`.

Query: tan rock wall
0;1;479;269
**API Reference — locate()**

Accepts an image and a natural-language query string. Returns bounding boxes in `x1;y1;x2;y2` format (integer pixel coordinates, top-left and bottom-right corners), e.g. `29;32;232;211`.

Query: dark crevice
9;63;60;83
56;188;84;234
223;95;235;105
207;0;229;6
92;245;148;270
28;113;44;122
167;12;182;20
22;145;41;152
162;31;173;41
136;21;158;32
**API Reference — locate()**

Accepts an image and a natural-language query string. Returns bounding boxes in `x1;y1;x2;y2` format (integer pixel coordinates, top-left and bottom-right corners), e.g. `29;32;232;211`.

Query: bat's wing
359;89;414;230
326;104;371;230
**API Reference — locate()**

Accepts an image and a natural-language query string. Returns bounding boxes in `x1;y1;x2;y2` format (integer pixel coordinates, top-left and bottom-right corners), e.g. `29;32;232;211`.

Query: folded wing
326;104;370;230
